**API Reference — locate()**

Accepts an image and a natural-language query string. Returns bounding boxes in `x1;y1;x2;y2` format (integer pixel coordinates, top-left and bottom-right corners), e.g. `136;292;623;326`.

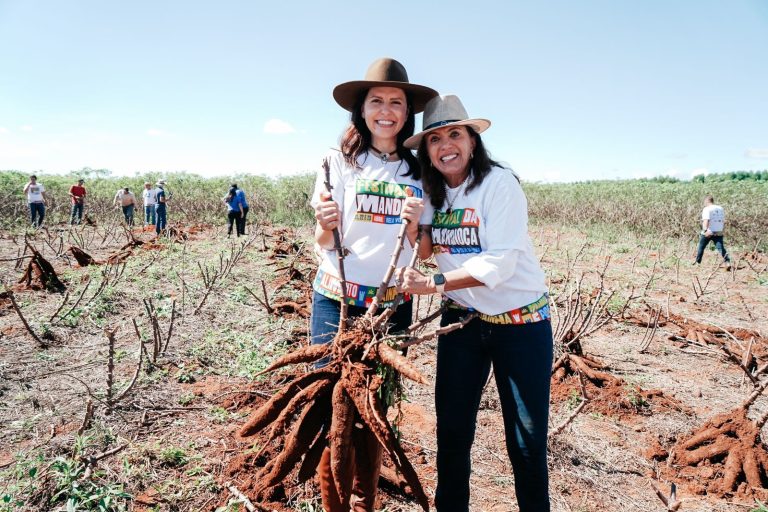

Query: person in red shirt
69;178;87;225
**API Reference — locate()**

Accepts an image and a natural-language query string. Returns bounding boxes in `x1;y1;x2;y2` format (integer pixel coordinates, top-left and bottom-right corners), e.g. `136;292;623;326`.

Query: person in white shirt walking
23;175;47;228
695;195;730;265
141;182;157;227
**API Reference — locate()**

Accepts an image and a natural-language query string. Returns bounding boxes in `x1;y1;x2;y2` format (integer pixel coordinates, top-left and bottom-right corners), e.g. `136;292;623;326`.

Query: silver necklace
445;178;468;214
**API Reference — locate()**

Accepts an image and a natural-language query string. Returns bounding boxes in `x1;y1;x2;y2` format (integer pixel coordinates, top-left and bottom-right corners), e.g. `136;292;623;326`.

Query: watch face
434;273;446;285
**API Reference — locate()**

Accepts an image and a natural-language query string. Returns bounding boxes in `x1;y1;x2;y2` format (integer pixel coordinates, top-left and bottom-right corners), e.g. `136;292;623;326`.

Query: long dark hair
417;126;504;209
339;89;420;179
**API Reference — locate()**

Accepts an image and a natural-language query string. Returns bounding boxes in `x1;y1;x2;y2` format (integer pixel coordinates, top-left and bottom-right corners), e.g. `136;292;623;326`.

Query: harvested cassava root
238;324;430;511
666;408;768;496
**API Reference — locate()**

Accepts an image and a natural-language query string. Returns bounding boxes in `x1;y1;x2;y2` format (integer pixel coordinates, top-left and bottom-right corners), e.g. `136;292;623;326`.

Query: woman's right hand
315;191;341;231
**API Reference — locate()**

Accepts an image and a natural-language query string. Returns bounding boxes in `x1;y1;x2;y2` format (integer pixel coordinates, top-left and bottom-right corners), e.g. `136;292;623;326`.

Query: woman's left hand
394;267;436;295
400;196;424;231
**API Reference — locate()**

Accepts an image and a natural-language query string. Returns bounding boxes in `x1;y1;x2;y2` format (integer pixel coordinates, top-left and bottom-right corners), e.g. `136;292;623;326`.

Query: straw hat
404;94;491;149
333;57;437;113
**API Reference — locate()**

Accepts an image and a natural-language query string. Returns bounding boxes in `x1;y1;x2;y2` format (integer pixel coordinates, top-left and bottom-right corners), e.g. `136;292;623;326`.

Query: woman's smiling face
362;86;408;148
425;125;476;187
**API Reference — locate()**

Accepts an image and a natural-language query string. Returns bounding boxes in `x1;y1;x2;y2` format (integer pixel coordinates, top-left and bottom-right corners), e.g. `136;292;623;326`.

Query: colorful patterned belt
313;268;409;308
444;294;550;325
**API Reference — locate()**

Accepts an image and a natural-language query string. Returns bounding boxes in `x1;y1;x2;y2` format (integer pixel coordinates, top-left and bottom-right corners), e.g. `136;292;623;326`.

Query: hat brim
333;81;438;113
404;119;491;149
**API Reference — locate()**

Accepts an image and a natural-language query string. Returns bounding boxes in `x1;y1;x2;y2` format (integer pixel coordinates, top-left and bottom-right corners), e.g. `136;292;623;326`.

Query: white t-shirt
702;204;725;232
430;166;547;315
25;183;45;203
310;150;433;301
142;188;157;206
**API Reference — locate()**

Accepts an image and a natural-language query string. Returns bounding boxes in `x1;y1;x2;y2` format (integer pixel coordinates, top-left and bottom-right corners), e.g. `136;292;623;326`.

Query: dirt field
1;219;767;511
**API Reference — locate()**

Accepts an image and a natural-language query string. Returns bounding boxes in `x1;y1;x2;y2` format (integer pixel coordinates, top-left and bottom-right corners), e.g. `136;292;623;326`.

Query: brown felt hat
333;57;438;113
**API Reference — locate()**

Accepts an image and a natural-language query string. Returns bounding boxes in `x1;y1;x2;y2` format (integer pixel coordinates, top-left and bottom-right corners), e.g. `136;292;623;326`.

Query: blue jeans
70;202;84;225
434;309;553;512
310;291;413;348
145;205;156;225
29;202;45;227
122;204;135;226
695;234;729;263
155;204;167;234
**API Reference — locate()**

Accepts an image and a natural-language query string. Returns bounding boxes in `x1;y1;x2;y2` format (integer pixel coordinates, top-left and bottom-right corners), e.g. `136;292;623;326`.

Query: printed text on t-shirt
432;208;482;254
354;179;423;224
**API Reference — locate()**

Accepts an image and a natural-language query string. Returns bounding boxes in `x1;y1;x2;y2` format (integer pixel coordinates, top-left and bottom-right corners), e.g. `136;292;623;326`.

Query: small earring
470;152;474;159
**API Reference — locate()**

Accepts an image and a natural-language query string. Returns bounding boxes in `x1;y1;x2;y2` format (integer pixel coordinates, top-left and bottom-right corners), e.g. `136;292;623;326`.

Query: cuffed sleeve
461;171;528;289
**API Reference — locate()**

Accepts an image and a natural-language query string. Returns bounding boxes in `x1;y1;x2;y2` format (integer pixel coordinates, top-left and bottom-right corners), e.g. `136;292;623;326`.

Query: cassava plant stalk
322;158;349;333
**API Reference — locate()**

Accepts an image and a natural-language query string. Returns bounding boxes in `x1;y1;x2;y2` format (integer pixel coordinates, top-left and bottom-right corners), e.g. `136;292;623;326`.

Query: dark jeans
310;291;413;348
144;205;155;225
29;202;45;228
237;207;249;236
155;204;167;234
70;202;84;225
122;204;135;226
434;309;553;512
695;234;729;263
226;210;239;235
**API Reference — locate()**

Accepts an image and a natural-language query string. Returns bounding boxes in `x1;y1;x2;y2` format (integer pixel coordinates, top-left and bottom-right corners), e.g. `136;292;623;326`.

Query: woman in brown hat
309;57;437;512
395;94;552;511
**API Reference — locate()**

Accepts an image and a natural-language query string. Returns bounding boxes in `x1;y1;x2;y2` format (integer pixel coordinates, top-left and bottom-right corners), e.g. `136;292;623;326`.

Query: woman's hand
394;267;436;295
400;196;424;233
315;191;341;231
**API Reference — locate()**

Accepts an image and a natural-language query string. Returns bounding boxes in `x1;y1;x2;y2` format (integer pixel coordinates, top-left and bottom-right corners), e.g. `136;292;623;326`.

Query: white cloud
20;125;33;131
263;118;296;135
691;168;708;177
0;127;8;134
146;128;169;137
745;148;768;159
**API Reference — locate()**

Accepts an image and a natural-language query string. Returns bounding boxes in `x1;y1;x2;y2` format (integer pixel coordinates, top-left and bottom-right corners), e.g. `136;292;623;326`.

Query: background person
154;180;168;235
113;187;137;225
142;181;157;227
234;186;249;236
23;175;47;228
395;94;552;512
310;57;436;512
223;185;243;237
695;194;730;265
69;178;86;225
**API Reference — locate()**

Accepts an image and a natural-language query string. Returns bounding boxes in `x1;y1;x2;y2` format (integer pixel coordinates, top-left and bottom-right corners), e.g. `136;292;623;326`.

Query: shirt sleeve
461;171;529;289
701;207;710;220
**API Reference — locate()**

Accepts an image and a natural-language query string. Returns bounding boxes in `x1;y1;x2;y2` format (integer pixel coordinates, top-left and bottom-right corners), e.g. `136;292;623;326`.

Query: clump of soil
17;245;66;293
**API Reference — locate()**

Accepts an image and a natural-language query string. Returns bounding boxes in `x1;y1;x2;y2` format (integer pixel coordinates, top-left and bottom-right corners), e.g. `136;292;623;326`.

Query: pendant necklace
445;178;468;215
371;145;397;164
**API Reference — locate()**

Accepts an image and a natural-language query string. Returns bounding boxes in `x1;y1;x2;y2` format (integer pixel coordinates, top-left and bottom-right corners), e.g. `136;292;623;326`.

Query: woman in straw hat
395;94;552;511
309;57;437;512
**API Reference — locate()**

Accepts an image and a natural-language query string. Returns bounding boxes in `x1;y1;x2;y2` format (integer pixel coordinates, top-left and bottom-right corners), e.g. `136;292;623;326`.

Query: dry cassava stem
322;158;349;332
105;327;117;414
367;220;410;318
5;286;47;349
373;227;422;329
397;312;479;350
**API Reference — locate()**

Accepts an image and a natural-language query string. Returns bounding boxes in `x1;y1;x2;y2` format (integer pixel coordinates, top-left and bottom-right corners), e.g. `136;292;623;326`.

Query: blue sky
1;0;766;182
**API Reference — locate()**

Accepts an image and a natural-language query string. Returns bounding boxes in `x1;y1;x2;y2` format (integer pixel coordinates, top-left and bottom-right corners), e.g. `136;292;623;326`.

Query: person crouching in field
395;94;553;512
695;194;730;266
69;178;86;225
309;57;436;512
114;187;137;226
23;175;47;228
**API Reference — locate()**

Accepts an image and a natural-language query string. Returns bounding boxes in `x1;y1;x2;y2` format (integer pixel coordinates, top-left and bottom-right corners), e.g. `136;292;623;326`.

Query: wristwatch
432;273;446;294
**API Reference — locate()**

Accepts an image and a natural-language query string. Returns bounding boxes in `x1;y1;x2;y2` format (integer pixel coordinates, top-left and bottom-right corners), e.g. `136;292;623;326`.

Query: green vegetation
2;168;766;248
